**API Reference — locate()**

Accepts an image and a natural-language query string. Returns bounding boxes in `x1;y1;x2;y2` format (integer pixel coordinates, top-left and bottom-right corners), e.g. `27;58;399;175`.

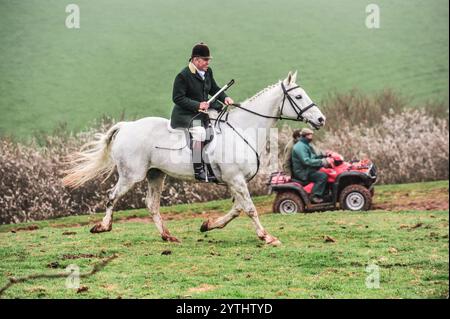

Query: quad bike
269;151;377;214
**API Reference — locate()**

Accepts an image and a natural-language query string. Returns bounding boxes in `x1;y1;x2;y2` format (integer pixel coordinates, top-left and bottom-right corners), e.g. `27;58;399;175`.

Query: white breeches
189;126;206;142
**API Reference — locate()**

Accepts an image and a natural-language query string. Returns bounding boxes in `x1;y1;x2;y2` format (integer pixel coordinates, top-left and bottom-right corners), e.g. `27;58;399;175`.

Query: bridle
220;82;318;126
279;82;317;122
207;82;319;182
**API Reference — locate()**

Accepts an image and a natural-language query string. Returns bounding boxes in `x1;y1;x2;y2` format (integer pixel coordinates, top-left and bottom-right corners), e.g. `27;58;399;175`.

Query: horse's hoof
90;223;111;233
200;220;210;232
162;235;181;243
90;224;101;233
268;239;282;246
265;236;282;246
169;236;181;243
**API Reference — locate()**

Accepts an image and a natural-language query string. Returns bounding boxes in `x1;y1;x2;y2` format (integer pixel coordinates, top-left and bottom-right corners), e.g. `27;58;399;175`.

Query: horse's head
280;71;326;129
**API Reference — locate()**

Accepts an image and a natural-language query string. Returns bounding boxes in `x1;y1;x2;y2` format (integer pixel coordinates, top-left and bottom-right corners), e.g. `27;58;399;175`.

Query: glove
322;158;332;168
225;103;236;111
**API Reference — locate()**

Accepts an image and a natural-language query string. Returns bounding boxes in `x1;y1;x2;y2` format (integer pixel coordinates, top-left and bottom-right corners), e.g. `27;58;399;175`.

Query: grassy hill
0;181;448;298
0;0;448;139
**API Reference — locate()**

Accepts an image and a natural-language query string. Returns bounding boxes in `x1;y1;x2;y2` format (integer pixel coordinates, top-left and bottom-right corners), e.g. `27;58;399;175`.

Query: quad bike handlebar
324;151;344;168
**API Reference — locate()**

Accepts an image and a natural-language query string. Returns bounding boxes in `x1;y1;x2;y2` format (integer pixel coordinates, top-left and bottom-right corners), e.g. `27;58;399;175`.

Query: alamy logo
365;263;380;289
65;264;80;289
365;4;380;29
65;4;80;29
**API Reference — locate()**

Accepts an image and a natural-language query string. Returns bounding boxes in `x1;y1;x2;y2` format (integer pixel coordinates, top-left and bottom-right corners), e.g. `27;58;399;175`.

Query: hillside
0;0;448;138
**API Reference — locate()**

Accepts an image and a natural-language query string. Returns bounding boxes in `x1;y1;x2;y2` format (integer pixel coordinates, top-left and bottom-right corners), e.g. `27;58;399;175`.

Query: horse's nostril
318;117;324;123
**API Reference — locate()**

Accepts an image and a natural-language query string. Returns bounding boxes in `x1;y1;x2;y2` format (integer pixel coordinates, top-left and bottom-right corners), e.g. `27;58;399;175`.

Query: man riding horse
170;42;234;182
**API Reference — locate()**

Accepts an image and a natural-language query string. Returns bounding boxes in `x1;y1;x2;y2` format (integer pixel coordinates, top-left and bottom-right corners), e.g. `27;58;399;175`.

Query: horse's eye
295;95;302;99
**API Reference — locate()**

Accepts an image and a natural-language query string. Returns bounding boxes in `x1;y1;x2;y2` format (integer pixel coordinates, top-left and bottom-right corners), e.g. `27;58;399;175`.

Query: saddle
166;115;215;148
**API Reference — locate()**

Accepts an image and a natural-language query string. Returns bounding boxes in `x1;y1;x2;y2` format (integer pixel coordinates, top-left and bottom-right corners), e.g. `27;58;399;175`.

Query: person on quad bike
292;128;331;204
282;129;301;177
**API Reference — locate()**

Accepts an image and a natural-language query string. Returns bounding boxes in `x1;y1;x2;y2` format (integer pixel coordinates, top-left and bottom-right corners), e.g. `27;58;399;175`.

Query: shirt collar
188;62;197;74
189;62;206;79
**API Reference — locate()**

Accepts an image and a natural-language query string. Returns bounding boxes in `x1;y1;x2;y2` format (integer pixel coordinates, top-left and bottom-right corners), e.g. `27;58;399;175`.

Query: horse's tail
62;122;124;189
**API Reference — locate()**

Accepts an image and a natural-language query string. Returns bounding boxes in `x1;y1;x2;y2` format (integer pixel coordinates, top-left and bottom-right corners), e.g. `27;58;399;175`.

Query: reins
209;82;316;182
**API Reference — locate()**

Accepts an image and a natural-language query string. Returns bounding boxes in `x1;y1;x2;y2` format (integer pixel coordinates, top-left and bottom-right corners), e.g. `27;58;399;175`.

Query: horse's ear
285;71;293;85
291;71;298;84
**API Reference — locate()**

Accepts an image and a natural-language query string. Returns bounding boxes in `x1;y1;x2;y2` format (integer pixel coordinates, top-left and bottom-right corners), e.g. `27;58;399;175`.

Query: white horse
63;71;325;246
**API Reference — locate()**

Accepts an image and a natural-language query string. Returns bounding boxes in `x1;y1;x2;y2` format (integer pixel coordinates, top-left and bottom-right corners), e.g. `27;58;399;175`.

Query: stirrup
195;172;218;183
194;164;217;183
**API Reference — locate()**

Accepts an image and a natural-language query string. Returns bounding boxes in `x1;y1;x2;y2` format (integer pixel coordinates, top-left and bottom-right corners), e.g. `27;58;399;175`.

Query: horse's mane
241;81;280;106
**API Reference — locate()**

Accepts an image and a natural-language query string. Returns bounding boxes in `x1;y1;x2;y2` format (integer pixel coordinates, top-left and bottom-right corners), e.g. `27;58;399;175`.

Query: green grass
0;0;448;139
0;181;448;298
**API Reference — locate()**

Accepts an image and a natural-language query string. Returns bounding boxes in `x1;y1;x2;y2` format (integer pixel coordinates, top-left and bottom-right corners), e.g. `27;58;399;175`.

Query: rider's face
193;57;210;71
305;133;313;142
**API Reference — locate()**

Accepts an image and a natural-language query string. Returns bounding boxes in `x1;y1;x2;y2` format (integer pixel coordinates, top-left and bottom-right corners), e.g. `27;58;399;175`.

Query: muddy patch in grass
62;231;77;236
11;225;39;233
117;207;276;224
117;211;229;224
62;253;102;260
187;284;217;293
373;188;448;211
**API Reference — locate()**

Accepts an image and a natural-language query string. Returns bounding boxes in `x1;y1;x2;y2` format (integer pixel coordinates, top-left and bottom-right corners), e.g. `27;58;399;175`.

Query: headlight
368;163;377;179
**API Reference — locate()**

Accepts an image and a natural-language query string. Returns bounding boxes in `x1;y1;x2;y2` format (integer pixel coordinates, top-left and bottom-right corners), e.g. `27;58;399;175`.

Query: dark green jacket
170;64;227;128
292;138;326;181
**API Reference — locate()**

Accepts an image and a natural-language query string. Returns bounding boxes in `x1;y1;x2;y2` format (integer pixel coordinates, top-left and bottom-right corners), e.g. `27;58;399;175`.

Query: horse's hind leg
90;176;135;233
146;169;180;243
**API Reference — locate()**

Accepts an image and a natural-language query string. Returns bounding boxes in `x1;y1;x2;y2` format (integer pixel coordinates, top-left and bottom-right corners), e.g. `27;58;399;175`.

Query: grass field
0;181;448;298
0;0;448;139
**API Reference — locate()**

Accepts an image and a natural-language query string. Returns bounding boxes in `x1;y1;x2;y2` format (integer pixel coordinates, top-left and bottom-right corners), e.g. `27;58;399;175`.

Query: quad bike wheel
339;184;372;211
273;192;305;214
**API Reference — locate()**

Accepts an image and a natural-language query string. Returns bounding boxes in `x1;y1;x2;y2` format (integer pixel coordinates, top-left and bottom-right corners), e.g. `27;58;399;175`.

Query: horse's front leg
227;175;281;246
200;203;241;232
246;206;281;246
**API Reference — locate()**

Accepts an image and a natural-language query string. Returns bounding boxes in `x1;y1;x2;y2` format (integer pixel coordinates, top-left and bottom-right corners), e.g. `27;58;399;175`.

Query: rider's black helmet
190;42;212;61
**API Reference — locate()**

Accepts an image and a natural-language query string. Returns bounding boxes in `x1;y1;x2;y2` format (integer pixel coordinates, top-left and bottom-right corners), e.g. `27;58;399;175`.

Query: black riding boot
193;162;208;181
192;141;217;183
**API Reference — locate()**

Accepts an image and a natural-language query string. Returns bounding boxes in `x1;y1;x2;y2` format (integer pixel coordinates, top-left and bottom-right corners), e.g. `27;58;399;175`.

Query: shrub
320;89;448;131
314;109;449;184
0;91;448;224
